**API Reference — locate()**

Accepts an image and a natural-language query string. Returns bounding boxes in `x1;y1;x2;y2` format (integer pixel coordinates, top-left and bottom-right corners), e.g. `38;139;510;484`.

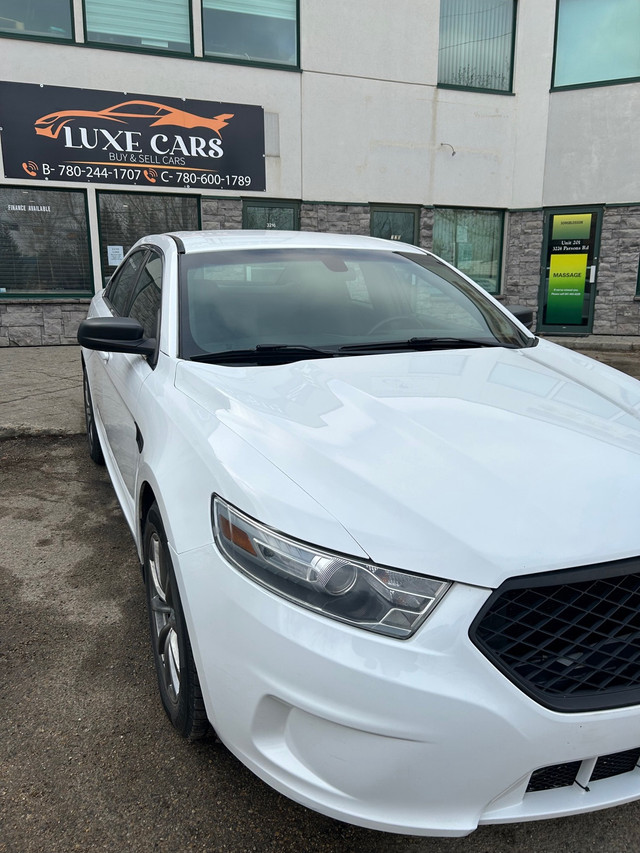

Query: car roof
157;230;429;256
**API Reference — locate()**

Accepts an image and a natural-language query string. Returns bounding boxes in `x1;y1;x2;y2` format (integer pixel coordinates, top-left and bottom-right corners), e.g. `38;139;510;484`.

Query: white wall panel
544;85;640;206
300;72;434;204
510;0;555;208
300;0;439;85
430;88;516;208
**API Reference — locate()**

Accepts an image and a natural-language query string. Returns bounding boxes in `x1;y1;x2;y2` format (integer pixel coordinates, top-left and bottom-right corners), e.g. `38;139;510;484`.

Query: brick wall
300;203;370;234
419;207;434;250
0;300;90;347
593;206;640;335
501;210;545;323
200;198;243;230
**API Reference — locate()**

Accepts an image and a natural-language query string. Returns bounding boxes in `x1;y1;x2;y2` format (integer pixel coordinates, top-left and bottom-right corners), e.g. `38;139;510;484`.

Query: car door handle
98;351;111;363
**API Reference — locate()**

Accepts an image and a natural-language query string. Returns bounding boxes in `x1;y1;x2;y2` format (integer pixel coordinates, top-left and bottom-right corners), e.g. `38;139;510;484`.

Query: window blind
438;0;514;91
202;0;295;20
85;0;190;46
0;189;91;293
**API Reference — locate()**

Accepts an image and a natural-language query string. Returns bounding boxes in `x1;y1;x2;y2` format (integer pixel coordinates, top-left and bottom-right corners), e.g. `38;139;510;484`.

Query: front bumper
175;542;640;836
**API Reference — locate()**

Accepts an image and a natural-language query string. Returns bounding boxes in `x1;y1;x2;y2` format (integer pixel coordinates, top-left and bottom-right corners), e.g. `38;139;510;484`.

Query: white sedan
79;230;640;836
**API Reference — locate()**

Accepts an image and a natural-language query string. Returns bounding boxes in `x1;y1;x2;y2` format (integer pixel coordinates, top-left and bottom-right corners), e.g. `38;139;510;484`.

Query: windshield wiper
190;344;338;364
339;337;509;353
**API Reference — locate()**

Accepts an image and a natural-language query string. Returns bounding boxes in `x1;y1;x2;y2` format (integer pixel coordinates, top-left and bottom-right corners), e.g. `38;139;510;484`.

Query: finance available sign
0;82;265;190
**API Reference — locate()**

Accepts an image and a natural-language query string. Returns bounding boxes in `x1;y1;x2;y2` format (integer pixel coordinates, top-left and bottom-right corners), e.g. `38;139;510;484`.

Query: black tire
83;368;105;466
143;503;209;740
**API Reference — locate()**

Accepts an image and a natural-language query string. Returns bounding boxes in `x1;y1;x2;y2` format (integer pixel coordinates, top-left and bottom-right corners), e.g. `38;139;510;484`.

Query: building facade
0;0;638;345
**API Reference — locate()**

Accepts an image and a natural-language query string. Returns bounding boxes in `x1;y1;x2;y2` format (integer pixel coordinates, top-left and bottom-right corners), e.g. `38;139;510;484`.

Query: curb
0;426;85;440
545;336;640;354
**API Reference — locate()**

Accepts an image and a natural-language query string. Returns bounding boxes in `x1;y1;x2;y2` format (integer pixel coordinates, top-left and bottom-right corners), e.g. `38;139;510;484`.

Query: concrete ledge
544;335;640;353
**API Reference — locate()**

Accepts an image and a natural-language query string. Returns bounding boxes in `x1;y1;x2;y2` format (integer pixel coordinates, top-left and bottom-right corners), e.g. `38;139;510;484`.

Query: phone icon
22;161;38;177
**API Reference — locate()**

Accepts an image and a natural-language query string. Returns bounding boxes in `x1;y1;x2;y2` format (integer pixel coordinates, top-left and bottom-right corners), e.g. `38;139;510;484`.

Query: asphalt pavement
3;339;640;853
0;344;84;438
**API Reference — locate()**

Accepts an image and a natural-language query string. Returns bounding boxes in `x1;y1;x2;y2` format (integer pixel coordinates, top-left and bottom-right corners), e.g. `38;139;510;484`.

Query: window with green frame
243;200;299;230
553;0;640;88
84;0;191;54
97;192;199;284
203;0;297;66
432;208;504;295
0;187;91;295
438;0;516;92
0;0;72;39
370;207;420;245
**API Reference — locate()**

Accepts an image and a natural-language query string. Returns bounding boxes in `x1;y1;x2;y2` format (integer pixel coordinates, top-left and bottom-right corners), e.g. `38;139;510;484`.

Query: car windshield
179;248;532;362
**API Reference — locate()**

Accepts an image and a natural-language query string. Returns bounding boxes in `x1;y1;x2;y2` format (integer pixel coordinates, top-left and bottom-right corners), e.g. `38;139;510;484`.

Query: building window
0;187;90;295
553;0;640;88
84;0;191;54
97;192;199;284
0;0;72;39
243;200;299;230
370;206;420;245
432;208;504;295
438;0;516;92
203;0;297;67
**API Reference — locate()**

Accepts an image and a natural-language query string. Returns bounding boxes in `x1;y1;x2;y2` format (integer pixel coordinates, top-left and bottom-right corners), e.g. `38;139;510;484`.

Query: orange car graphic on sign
34;100;234;139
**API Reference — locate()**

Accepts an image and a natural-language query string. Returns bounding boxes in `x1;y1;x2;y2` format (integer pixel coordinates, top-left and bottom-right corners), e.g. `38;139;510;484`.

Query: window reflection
554;0;640;87
432;209;504;295
98;192;199;285
0;0;72;38
203;0;297;66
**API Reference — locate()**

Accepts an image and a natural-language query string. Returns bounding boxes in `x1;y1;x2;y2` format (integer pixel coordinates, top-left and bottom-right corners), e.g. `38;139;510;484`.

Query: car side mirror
77;317;157;356
504;304;534;330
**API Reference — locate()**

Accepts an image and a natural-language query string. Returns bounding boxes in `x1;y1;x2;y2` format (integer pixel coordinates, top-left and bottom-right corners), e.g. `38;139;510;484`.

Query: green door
537;208;602;335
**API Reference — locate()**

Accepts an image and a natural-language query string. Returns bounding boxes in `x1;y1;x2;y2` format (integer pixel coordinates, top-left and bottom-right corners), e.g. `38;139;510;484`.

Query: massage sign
0;81;266;191
544;213;597;326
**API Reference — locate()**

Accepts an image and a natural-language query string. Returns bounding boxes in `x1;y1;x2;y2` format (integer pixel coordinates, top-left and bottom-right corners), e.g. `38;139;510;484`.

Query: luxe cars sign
0;82;265;191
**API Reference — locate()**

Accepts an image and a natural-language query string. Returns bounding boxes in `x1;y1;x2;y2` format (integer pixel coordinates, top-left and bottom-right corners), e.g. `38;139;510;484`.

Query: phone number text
54;164;252;187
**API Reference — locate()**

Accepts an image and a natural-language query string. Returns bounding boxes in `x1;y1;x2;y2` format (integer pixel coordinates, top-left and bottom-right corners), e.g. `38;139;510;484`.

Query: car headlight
212;496;450;639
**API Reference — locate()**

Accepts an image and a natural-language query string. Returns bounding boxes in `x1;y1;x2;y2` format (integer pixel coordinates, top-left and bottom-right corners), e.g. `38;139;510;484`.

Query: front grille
470;557;640;712
526;748;640;793
591;747;640;781
527;761;581;792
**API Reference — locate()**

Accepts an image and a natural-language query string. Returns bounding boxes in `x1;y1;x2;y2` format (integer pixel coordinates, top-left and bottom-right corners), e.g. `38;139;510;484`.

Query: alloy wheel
147;531;181;705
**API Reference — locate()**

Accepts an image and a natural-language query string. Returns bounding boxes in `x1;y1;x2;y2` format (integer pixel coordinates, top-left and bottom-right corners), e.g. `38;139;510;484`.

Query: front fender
134;366;369;565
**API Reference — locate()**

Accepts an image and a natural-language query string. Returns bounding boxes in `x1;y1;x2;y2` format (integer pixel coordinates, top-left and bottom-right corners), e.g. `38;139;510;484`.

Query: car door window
104;250;147;316
128;251;163;338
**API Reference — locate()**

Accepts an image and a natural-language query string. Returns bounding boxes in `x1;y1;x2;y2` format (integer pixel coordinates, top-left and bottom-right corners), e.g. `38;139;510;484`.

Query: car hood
175;341;640;587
